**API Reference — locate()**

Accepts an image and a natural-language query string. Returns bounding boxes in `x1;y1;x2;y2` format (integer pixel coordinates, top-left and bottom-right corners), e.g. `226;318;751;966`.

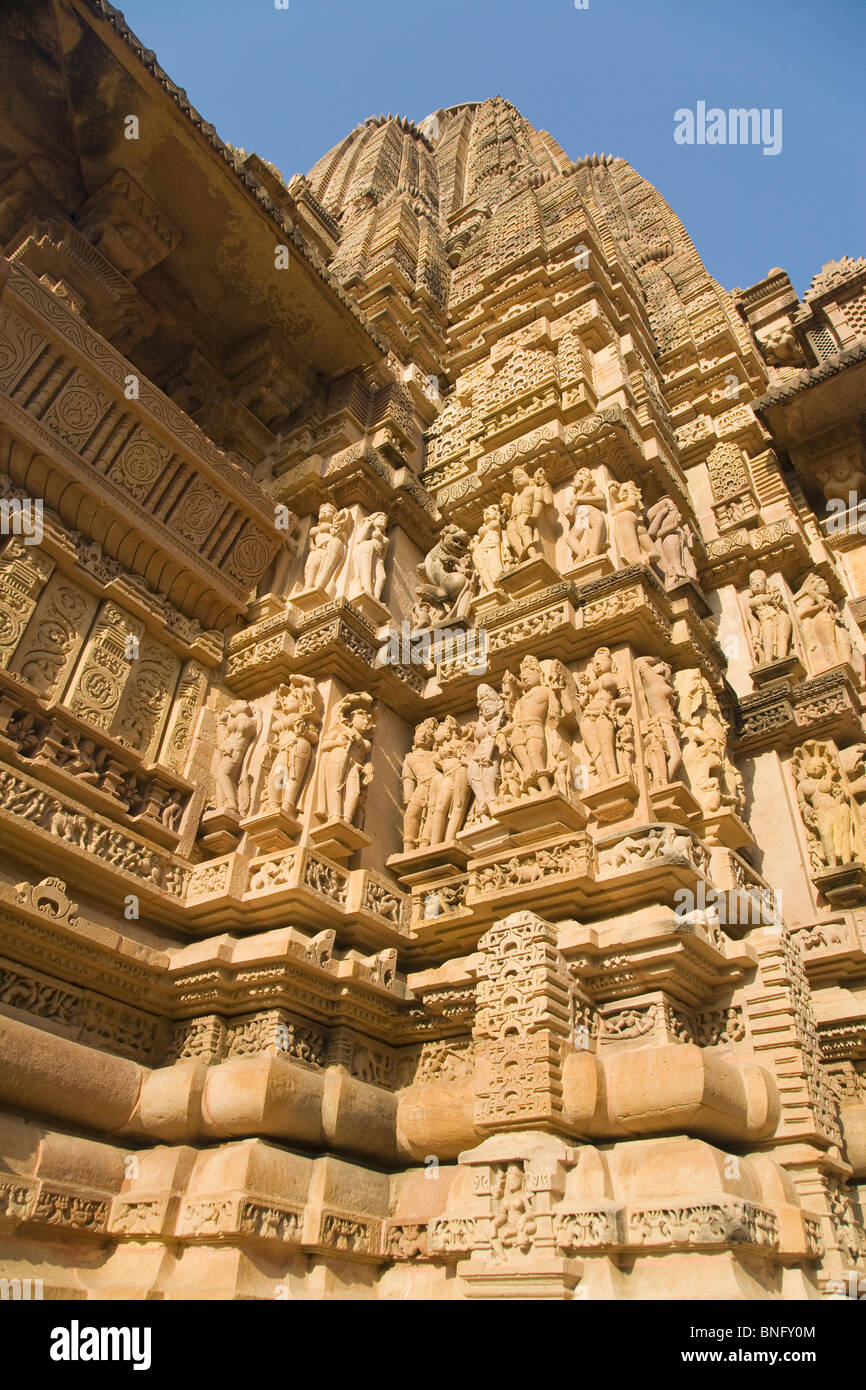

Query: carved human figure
62;734;103;786
502;654;562;795
646;497;697;587
635;656;682;785
426;716;472;844
795;750;860;868
610;480;656;566
316;692;375;825
160;789;185;832
820;456;866;505
541;658;582;797
471;503;514;591
466;683;506;819
411;525;475;629
743;568;793;665
401;718;441;851
563;469;607;561
793;573;853;672
490;1164;537;1257
676;671;743;816
505;465;555;564
839;744;866;803
616;715;636;780
351;511;389;601
213;701;259;816
299;502;351;594
267;507;301;596
265;676;322;814
578;647;632;784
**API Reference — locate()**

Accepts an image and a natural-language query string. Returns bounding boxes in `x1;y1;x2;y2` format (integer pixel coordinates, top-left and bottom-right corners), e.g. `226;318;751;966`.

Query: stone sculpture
635;656;682;786
466;683;507;819
425;715;472;844
744;569;793;664
675;670;744;816
577;647;633;784
501;654;562;796
646;497;697;587
315;692;376;825
401;718;441;851
350;511;389;601
411;525;475;628
298;502;351;595
793;573;853;672
213;701;259;816
793;742;862;870
263;676;323;814
504;465;555;563
610;480;656;566
471;503;514;591
562;468;608;561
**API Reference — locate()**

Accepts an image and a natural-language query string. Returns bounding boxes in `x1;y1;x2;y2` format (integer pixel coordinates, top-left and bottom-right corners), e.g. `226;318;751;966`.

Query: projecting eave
754;342;866;446
61;0;386;375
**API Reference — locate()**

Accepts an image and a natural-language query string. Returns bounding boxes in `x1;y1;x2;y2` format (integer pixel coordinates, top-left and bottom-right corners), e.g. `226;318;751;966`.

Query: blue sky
116;0;864;297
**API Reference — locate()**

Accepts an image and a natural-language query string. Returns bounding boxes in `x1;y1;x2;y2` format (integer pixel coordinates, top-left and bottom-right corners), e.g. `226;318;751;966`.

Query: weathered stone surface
0;1;865;1302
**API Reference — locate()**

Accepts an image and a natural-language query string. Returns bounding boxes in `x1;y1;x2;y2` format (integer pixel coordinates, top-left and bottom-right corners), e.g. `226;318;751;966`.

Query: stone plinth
240;807;302;852
308;818;372;862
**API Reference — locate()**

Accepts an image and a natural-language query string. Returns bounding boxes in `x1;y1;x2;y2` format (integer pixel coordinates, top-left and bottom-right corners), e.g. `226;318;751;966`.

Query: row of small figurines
267;465;699;630
206;651;743;850
210;682;374;831
205;660;866;885
399;652;743;853
741;567;854;674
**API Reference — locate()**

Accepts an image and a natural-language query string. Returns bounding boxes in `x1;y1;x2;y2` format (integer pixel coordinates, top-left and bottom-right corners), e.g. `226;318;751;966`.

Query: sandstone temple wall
0;0;865;1300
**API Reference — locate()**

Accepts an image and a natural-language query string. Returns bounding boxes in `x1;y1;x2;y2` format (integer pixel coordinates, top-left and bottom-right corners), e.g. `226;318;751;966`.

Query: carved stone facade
0;3;865;1302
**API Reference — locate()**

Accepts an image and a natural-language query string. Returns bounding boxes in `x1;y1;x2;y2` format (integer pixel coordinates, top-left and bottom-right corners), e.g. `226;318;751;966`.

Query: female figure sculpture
646;497;697;587
471;504;514;591
793;573;853;672
610;481;656;566
578;647;632;784
563;469;607;561
299;502;351;595
635;656;682;785
316;693;376;825
213;701;259;816
265;677;322;814
351;512;389;601
744;569;793;664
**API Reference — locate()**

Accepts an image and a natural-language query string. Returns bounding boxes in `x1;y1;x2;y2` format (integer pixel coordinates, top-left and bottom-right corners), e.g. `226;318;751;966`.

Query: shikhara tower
0;1;865;1300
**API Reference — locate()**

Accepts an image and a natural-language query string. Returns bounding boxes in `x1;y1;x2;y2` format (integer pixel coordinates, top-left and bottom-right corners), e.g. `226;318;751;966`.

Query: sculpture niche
348;511;390;622
200;699;260;853
291;501;351;609
311;691;376;860
561;468;609;578
743;569;797;679
793;573;853;675
792;741;865;887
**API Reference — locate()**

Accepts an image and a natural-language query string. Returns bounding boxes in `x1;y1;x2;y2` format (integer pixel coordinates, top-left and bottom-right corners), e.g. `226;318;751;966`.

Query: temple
1;0;865;1300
